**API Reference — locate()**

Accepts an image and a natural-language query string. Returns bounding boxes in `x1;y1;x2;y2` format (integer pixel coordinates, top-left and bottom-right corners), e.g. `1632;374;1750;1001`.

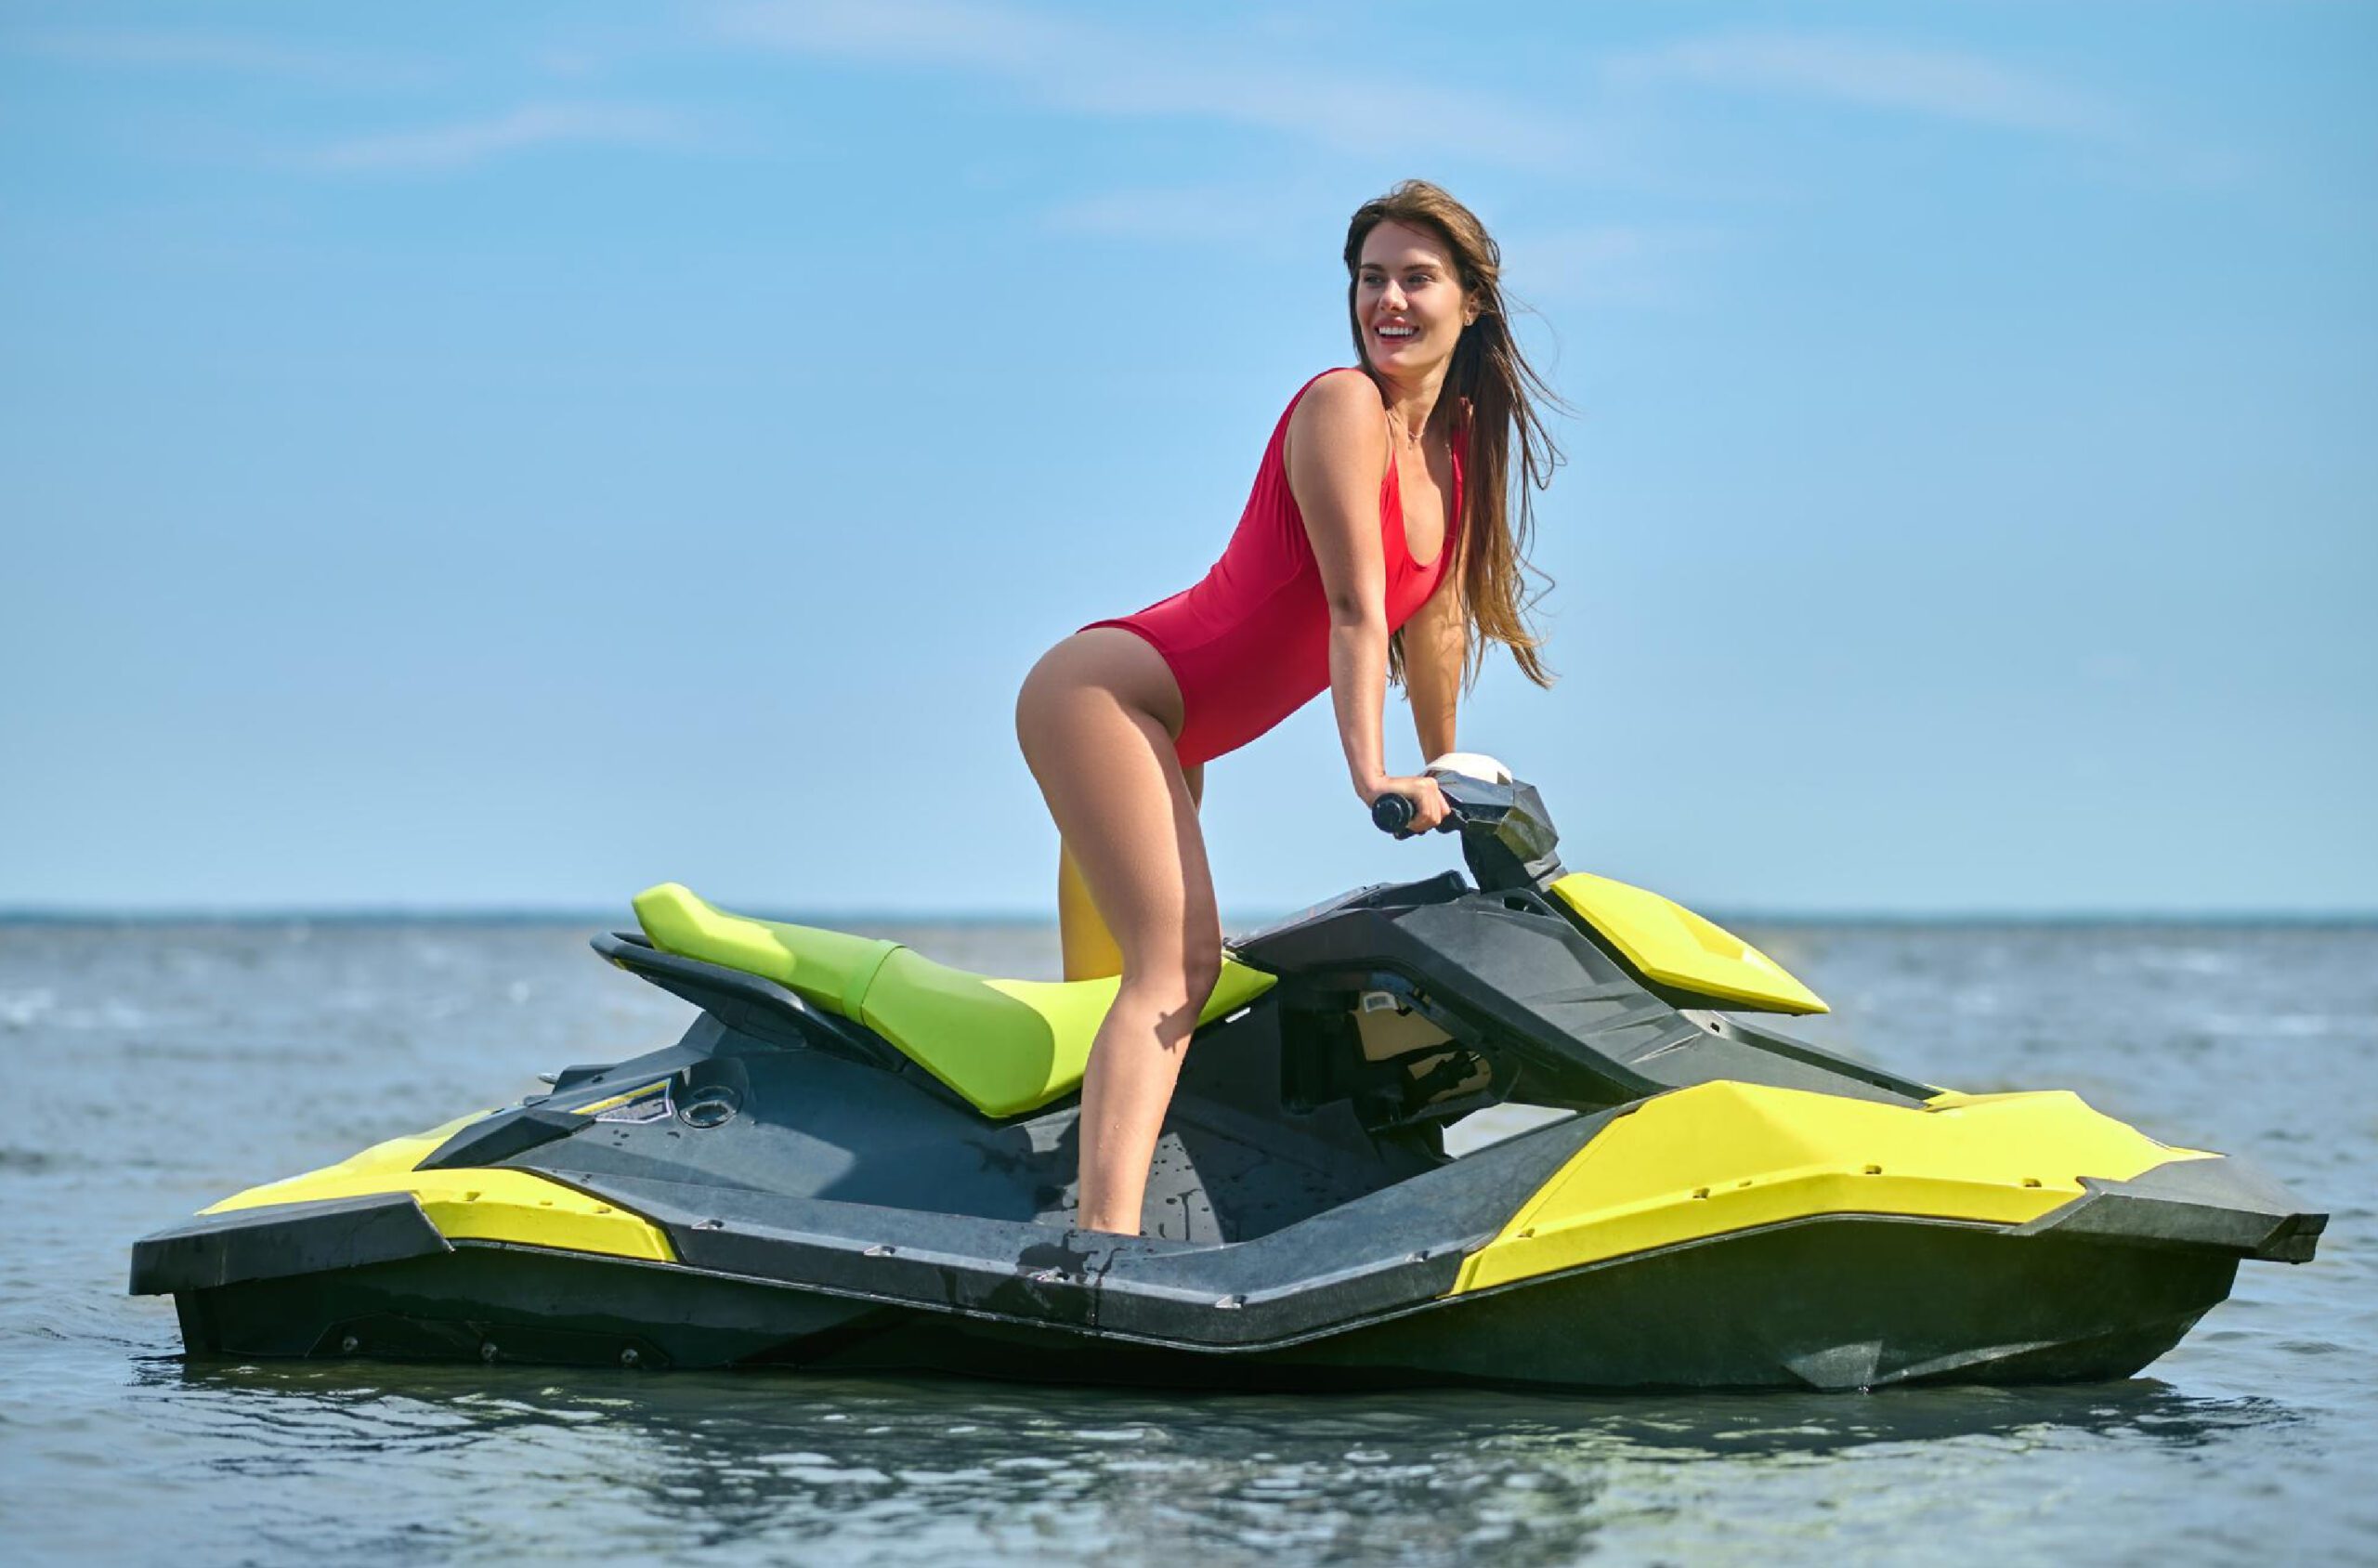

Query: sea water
2;919;2371;1565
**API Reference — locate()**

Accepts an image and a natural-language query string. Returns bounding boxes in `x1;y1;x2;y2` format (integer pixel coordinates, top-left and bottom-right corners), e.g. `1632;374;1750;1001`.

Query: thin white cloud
307;103;695;173
1044;186;1235;243
1038;183;1718;321
1616;30;2120;139
1511;223;1728;308
1041;183;1323;247
714;0;1588;171
8;27;428;88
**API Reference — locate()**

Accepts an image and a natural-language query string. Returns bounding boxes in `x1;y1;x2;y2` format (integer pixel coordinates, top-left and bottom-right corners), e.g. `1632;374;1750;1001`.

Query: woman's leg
1018;632;1221;1235
1058;763;1205;982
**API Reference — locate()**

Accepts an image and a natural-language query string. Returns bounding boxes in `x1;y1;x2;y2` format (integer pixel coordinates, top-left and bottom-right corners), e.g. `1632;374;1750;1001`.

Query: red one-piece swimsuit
1083;369;1464;767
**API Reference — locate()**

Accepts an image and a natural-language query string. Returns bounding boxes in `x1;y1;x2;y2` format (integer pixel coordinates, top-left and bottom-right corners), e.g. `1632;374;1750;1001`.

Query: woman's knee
1117;925;1221;1006
1166;929;1226;1012
1182;934;1224;1009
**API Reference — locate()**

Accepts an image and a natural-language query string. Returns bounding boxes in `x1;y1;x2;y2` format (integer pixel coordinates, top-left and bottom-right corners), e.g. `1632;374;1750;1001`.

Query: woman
1014;180;1561;1236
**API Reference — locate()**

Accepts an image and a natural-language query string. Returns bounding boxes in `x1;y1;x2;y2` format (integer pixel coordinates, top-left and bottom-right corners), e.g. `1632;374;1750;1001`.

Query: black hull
165;1217;2241;1392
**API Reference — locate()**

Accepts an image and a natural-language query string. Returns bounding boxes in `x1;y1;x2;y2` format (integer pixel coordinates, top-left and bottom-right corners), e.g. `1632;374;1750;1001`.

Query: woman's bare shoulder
1285;369;1387;462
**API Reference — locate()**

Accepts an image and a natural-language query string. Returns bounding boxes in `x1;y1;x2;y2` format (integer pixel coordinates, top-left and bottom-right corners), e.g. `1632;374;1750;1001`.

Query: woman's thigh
1016;632;1215;981
1056;751;1205;985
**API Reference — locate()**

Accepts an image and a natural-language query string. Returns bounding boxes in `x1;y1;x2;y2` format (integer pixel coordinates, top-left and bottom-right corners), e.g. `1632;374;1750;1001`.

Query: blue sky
2;1;2371;917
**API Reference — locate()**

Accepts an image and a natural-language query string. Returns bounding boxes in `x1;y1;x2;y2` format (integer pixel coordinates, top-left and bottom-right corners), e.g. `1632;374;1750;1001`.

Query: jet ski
130;767;2324;1390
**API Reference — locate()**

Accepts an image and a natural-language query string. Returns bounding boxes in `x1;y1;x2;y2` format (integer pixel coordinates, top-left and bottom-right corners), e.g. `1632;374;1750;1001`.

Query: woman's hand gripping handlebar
1367;776;1456;838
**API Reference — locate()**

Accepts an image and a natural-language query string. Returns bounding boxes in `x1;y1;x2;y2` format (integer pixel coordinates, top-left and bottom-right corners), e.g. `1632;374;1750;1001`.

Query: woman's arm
1402;567;1465;761
1285;372;1447;826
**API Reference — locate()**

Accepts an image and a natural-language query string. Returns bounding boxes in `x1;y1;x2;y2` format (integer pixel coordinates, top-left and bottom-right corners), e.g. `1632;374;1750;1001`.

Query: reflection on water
133;1358;2306;1566
4;919;2372;1564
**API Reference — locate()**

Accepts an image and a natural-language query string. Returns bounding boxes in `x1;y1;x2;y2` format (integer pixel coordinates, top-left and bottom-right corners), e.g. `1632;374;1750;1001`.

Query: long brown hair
1344;180;1563;689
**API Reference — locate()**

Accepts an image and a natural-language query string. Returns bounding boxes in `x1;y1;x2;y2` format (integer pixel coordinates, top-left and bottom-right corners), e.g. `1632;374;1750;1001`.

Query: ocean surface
2;916;2371;1565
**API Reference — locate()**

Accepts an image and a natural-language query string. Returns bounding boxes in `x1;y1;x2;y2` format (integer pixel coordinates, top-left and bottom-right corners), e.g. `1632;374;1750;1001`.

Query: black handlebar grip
1371;793;1416;834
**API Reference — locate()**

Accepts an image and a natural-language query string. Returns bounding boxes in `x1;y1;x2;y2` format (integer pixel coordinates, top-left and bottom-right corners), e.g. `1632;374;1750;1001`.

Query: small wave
2200;1013;2358;1039
0;988;56;1029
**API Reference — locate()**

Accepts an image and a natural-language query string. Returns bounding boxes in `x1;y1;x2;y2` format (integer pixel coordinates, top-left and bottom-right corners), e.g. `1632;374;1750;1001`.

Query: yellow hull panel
1548;871;1828;1013
1454;1080;2210;1294
203;1111;676;1264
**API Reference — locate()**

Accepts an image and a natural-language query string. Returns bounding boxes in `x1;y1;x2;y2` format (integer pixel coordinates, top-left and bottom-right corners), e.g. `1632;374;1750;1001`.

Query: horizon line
5;904;2374;929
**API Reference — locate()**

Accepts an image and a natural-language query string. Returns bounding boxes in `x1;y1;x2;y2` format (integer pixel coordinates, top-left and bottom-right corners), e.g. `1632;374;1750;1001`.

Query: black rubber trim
591;931;903;1068
129;1193;451;1295
2013;1155;2328;1262
420;1104;585;1169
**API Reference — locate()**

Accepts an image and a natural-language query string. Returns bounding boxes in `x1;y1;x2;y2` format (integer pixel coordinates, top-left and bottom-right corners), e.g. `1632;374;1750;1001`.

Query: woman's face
1355;220;1475;378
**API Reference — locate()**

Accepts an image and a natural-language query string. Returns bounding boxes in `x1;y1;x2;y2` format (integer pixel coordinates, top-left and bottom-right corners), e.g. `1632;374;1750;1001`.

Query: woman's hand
1363;773;1450;832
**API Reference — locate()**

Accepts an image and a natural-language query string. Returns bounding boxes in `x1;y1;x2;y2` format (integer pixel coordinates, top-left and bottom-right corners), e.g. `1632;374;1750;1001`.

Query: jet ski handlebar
1369;791;1454;836
1371;772;1569;893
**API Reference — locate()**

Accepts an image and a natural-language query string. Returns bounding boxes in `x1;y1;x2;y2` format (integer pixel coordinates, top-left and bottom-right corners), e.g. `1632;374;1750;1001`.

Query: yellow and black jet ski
130;771;2324;1389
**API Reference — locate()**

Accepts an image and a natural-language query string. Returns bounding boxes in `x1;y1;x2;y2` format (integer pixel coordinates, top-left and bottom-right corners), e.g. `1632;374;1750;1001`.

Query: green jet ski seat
633;883;1277;1119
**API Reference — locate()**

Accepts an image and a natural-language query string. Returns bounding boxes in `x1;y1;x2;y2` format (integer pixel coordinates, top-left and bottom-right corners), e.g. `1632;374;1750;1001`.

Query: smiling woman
1013;179;1567;1237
